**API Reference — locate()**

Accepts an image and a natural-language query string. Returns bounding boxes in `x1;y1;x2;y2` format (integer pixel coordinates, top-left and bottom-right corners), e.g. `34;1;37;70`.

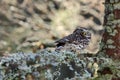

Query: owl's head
73;27;91;39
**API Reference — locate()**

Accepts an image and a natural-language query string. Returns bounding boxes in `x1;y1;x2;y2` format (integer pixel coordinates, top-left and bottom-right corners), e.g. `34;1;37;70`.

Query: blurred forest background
0;0;105;54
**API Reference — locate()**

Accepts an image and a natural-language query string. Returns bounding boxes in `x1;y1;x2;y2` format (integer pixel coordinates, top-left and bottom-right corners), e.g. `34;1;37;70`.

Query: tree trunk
100;0;120;59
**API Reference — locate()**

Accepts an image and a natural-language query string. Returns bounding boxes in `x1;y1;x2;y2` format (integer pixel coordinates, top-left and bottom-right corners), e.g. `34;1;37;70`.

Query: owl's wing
55;34;73;47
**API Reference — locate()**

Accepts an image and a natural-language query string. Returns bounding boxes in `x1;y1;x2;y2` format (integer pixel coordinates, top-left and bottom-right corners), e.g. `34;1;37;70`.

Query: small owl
55;27;91;52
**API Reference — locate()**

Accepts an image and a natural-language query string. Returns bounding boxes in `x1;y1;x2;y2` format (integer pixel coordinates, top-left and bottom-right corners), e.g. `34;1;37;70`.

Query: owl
55;27;91;52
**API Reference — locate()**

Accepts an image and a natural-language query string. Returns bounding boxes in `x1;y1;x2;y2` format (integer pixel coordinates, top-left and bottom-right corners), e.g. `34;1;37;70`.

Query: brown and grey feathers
55;27;91;50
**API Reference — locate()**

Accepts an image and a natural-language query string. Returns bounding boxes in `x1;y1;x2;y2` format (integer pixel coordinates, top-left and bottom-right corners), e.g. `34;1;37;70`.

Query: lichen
106;4;114;12
106;39;114;44
0;50;116;80
115;0;119;3
112;20;120;25
113;3;120;9
105;26;118;36
107;45;116;49
106;26;113;33
110;0;115;3
99;42;105;50
110;29;118;36
107;13;114;21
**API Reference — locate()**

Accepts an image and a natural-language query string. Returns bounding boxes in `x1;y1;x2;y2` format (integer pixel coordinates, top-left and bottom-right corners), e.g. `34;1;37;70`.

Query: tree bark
100;0;120;59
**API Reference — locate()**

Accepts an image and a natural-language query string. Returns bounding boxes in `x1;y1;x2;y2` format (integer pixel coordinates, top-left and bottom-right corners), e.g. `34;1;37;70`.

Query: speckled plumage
55;27;91;52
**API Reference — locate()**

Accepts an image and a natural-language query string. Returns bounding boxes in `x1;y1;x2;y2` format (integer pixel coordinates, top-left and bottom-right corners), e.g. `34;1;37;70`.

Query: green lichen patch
99;42;104;49
106;4;114;11
113;3;120;9
112;20;120;25
105;26;118;36
107;45;116;49
107;13;114;21
115;0;120;3
1;49;119;80
106;26;113;33
106;39;114;44
110;0;115;3
110;29;118;36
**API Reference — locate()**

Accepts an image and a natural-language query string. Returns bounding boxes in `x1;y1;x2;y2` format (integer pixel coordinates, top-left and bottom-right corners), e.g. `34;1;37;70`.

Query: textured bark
100;0;120;59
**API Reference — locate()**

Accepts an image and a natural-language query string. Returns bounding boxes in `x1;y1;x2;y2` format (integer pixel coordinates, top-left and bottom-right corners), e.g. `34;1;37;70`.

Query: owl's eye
82;32;86;35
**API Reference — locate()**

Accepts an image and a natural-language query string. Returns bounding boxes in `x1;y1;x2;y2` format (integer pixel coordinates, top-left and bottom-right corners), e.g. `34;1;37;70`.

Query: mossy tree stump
100;0;120;59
